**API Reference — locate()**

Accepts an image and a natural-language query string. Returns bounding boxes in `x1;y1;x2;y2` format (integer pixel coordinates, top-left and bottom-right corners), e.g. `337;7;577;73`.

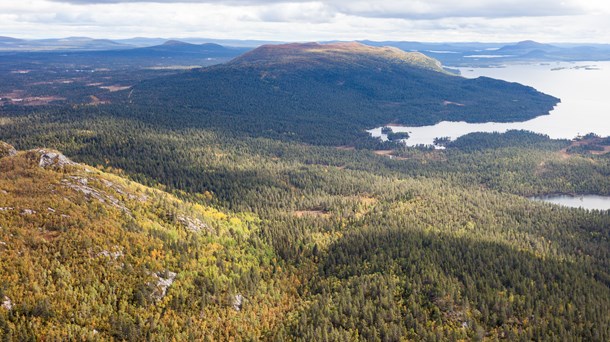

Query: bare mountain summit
229;42;445;72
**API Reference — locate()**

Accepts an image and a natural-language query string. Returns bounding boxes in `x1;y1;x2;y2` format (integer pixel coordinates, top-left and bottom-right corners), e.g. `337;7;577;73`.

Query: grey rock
153;271;177;301
1;296;12;311
36;149;75;169
0;141;17;158
233;294;244;311
98;248;124;259
178;215;210;233
21;209;36;215
62;177;131;215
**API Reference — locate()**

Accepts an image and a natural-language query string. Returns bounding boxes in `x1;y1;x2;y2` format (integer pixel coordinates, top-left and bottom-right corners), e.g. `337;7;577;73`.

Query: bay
369;61;610;146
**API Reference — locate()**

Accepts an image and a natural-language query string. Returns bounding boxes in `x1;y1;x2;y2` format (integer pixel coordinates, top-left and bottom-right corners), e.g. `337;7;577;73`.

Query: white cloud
0;0;609;43
326;0;583;19
44;0;599;18
255;3;335;23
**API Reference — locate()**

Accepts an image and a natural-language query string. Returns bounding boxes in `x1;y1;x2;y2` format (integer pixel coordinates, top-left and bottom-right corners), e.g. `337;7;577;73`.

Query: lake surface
531;195;610;211
369;61;610;146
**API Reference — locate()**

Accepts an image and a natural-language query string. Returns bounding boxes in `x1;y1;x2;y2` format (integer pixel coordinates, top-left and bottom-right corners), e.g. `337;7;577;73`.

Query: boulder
0;141;17;158
233;294;244;311
35;149;75;169
152;271;177;301
1;296;12;311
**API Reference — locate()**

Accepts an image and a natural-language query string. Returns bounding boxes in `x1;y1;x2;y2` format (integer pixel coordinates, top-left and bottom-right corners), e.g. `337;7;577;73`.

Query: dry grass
560;138;610;157
293;210;331;218
373;150;410;160
100;85;131;92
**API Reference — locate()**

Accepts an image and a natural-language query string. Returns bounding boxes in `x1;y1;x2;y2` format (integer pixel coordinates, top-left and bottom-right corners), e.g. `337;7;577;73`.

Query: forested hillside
129;42;559;146
0;143;298;340
0;108;608;340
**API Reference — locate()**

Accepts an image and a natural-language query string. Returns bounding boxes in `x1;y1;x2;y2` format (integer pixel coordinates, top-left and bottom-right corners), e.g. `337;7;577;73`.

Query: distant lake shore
369;61;610;146
530;194;610;211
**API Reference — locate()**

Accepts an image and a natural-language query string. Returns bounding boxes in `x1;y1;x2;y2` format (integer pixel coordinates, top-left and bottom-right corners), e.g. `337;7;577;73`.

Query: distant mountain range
112;40;247;58
0;39;250;68
363;40;610;66
2;36;610;66
113;37;280;48
74;40;249;64
0;36;274;51
0;36;131;51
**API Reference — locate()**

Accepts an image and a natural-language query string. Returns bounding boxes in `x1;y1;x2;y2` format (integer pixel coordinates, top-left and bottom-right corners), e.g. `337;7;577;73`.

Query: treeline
446;130;569;151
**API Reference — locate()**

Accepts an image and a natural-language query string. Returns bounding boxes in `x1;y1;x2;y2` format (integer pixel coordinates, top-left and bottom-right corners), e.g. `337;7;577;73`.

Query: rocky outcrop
21;209;36;215
1;144;76;170
61;176;131;214
233;294;244;311
97;246;124;260
100;179;148;202
153;271;177;301
36;149;75;169
2;296;12;311
0;141;17;158
178;215;211;233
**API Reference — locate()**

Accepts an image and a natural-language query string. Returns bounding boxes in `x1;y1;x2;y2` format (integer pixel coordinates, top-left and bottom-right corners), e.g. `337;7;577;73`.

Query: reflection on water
531;195;610;211
369;61;610;146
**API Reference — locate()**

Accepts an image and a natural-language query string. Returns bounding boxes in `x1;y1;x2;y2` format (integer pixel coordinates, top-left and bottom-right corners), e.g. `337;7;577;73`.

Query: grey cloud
51;12;95;24
49;0;309;4
254;2;335;23
47;0;587;20
257;11;333;24
326;0;584;20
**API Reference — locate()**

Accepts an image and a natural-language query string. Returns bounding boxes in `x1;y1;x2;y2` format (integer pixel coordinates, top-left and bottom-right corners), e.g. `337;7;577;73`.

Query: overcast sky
1;0;610;43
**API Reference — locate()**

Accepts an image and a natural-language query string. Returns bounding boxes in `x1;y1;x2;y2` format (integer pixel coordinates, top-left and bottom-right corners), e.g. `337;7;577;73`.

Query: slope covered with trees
0;111;609;340
128;42;559;146
0;143;298;340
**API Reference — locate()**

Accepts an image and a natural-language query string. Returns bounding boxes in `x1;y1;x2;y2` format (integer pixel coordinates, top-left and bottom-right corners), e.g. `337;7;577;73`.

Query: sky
1;0;610;43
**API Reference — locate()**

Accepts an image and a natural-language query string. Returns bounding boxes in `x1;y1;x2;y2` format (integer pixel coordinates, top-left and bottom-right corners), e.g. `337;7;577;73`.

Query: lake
369;61;610;146
531;195;610;211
